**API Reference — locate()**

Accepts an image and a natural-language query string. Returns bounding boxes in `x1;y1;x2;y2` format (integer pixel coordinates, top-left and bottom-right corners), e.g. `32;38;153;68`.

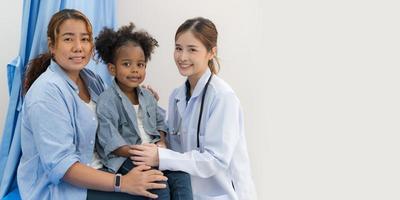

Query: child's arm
97;97;130;161
112;145;132;157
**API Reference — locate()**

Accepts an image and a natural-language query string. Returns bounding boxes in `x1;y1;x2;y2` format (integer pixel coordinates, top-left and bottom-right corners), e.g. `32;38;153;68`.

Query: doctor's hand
129;143;160;167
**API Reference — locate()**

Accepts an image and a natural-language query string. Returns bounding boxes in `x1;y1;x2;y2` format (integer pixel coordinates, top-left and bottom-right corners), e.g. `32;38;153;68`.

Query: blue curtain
0;0;116;199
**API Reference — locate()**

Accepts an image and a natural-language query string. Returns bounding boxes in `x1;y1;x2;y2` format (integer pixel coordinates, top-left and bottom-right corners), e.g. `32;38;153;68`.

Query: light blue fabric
18;61;104;200
160;68;257;199
0;0;116;199
96;80;167;173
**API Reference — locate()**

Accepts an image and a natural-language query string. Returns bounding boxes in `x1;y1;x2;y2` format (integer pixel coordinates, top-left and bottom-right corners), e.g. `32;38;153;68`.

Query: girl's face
49;19;92;78
174;31;215;82
109;43;146;92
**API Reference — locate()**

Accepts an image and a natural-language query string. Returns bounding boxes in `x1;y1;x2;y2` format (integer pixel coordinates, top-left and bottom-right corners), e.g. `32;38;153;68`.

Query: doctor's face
49;19;93;78
174;31;214;82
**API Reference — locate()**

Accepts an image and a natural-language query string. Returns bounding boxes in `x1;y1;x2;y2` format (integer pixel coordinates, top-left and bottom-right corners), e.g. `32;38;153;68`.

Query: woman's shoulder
209;75;236;96
168;84;185;102
28;69;67;93
24;70;70;106
81;68;105;93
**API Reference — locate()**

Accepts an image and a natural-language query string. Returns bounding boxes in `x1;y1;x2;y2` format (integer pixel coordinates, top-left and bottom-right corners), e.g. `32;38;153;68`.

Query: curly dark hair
95;22;158;64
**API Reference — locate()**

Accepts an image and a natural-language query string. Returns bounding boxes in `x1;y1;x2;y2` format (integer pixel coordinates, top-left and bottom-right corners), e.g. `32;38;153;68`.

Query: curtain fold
0;0;116;199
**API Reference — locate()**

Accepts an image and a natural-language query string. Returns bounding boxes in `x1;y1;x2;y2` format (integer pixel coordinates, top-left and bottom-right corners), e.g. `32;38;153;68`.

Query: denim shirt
17;61;105;200
96;80;168;172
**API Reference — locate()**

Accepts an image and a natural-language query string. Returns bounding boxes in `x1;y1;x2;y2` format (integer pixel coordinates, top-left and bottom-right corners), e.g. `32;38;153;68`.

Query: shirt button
92;117;96;121
90;140;94;144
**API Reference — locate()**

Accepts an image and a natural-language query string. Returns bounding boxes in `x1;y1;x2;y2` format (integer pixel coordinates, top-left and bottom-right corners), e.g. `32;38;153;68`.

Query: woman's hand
156;140;167;148
156;131;167;148
121;165;167;198
129;143;160;167
141;85;159;101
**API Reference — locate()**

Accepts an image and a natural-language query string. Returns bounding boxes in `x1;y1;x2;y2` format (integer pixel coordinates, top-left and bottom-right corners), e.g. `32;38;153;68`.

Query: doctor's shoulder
208;76;242;107
209;76;236;97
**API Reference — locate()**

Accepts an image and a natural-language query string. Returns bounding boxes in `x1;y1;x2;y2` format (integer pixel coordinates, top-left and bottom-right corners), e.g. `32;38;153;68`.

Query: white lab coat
159;69;257;200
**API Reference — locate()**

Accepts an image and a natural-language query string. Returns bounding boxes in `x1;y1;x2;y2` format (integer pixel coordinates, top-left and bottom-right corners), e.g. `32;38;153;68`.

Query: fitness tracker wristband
114;173;122;192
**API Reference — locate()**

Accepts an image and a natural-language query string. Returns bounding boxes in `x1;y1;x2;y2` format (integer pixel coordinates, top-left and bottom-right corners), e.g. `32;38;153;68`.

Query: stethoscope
172;74;213;150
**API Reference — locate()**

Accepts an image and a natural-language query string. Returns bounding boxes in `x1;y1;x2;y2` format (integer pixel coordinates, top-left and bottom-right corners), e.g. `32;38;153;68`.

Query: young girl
131;17;258;199
18;9;167;200
95;23;193;200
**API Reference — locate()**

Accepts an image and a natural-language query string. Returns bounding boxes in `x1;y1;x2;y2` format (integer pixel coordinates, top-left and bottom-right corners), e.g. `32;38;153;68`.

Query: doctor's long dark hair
175;17;220;74
23;9;93;94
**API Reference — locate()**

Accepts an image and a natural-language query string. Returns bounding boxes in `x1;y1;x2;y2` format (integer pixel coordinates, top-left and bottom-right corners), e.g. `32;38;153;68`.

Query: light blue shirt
96;80;167;172
160;69;257;200
17;61;105;200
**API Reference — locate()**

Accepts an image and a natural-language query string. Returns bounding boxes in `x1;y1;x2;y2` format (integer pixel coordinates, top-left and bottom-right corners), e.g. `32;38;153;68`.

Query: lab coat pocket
167;134;182;153
194;194;230;200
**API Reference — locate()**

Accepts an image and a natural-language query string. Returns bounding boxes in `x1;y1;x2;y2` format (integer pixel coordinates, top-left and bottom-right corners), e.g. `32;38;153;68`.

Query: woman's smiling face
174;31;214;83
50;19;93;78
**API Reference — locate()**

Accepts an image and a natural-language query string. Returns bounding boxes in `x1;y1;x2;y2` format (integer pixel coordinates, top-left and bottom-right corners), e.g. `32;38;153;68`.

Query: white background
1;0;400;199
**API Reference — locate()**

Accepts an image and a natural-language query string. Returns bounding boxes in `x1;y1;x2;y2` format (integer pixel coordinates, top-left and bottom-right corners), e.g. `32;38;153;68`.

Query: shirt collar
111;79;143;99
175;68;212;102
48;60;102;103
48;60;79;93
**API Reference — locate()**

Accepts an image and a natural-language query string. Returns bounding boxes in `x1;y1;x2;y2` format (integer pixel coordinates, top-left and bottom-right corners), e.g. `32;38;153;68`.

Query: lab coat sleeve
159;92;241;178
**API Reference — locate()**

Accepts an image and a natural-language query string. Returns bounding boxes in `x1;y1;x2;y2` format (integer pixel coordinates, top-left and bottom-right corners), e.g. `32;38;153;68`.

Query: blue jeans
87;189;149;200
118;159;193;200
164;170;193;200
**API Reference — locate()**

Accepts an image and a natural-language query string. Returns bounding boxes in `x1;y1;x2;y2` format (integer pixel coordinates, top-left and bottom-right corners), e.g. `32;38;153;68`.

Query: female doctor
131;17;257;200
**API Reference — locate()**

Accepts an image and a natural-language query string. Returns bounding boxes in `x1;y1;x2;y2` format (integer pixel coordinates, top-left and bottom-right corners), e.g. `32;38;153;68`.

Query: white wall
259;1;400;199
0;1;22;140
0;0;399;199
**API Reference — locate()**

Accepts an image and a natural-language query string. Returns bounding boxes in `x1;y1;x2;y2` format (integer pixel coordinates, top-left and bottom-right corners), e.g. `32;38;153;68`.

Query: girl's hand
121;165;167;198
129;143;160;167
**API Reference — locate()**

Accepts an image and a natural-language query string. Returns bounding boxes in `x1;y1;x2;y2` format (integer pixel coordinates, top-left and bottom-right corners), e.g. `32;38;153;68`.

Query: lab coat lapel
175;85;187;119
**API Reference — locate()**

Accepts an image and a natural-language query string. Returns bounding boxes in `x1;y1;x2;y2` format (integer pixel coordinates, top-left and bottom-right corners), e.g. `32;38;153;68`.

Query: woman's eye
175;47;182;51
64;38;72;42
190;48;197;52
82;37;90;42
123;62;131;67
138;63;145;68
